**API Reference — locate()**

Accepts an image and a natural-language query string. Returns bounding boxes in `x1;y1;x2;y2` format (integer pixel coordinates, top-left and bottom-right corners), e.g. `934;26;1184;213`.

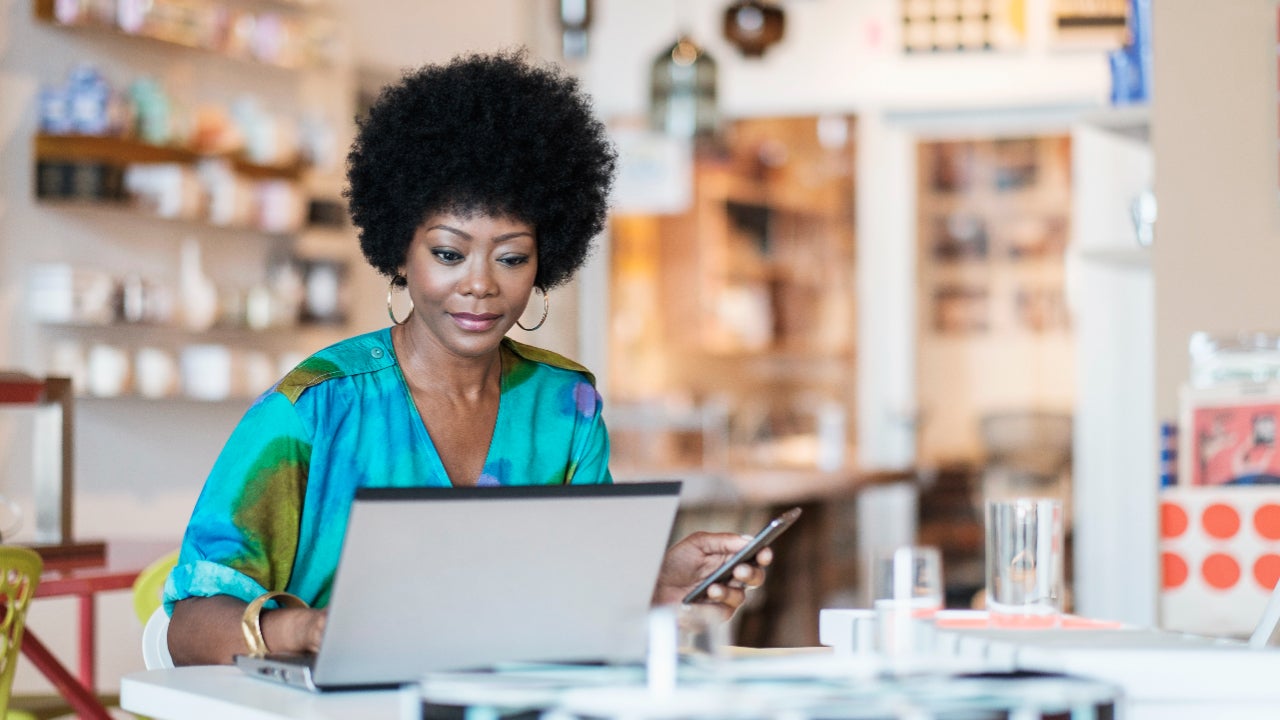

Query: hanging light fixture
557;0;593;59
723;0;786;58
649;34;718;141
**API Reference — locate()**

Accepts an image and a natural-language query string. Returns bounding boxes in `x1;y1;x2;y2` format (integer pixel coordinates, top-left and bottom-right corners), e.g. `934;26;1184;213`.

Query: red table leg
77;594;95;690
19;627;113;720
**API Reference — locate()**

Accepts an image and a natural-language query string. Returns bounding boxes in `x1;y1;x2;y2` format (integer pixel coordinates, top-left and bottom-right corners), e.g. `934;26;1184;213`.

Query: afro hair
345;49;617;291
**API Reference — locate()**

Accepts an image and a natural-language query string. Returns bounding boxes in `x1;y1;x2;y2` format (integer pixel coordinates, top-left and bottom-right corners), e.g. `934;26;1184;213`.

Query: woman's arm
168;595;327;666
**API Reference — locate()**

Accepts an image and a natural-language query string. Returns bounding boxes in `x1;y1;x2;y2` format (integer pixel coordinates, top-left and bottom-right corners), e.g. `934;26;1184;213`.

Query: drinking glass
985;498;1064;627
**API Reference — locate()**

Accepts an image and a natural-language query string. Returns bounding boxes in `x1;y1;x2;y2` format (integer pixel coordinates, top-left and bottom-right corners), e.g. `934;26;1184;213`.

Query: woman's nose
459;260;497;296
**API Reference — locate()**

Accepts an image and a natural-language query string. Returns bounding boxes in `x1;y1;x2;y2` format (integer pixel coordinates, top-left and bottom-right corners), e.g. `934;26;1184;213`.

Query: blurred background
1;0;1278;701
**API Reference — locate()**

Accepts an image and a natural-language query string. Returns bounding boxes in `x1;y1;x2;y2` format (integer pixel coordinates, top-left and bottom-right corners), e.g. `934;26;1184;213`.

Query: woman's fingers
732;561;767;588
707;582;748;610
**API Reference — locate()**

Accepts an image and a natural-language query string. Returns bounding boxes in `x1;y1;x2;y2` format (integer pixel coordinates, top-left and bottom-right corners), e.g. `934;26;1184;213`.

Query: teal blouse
165;328;611;612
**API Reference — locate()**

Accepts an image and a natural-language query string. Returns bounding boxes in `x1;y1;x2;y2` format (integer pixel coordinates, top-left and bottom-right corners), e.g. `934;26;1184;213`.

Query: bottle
178;237;218;331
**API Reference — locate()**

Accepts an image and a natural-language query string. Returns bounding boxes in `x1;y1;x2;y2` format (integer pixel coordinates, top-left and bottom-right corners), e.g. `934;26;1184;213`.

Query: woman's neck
390;324;502;401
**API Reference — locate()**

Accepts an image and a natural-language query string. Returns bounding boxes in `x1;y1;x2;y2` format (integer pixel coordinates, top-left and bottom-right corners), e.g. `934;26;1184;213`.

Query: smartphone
682;506;802;605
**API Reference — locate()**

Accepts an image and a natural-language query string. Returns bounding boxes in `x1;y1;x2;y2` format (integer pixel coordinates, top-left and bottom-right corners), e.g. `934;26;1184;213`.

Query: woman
165;51;770;665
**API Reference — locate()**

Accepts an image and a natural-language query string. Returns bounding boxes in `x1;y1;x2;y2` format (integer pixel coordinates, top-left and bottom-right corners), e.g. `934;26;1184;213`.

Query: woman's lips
451;312;501;332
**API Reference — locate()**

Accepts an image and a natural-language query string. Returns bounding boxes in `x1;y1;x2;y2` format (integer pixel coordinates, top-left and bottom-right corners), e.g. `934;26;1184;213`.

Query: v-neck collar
388;328;507;487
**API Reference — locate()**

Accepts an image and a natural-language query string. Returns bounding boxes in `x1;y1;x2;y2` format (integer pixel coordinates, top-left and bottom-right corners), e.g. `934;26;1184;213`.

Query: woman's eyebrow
425;224;471;239
425;225;533;243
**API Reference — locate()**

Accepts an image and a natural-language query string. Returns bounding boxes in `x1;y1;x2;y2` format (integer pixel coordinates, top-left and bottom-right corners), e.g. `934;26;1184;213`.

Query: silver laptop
235;482;681;691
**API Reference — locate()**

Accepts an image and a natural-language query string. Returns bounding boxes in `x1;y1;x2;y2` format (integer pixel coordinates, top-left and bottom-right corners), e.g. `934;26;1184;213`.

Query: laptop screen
309;481;682;688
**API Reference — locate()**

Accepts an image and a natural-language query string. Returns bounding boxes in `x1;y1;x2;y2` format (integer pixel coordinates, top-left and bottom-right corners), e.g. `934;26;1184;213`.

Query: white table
120;666;418;720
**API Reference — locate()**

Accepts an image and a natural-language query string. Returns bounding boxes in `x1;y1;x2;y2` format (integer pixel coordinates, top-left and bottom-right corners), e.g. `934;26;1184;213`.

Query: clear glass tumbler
985;497;1064;627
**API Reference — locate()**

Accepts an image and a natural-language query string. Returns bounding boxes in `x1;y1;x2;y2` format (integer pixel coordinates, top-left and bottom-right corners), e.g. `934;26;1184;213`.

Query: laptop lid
300;481;681;689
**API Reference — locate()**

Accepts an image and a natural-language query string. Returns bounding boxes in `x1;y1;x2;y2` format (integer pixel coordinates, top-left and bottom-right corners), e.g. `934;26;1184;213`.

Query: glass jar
1188;331;1280;387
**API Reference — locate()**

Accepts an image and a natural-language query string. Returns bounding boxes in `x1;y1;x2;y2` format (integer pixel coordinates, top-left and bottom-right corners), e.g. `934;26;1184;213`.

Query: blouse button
371;348;384;359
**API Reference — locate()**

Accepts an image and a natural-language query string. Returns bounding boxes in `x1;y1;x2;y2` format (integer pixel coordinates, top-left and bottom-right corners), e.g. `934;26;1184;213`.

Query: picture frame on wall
1050;0;1129;49
900;0;1027;54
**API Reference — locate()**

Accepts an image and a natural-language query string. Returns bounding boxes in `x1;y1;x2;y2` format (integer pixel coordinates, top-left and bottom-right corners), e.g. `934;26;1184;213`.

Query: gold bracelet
241;591;309;658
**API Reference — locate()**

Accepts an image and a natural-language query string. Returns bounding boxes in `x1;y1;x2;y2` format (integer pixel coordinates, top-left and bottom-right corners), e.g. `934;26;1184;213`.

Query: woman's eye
431;249;463;263
499;255;530;267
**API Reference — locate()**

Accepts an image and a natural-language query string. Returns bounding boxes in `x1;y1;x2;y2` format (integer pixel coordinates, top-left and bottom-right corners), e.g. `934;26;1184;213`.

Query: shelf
40;320;346;345
1076;104;1150;144
34;196;298;238
35;134;306;181
35;134;310;234
1073;245;1151;268
77;393;257;405
33;0;338;70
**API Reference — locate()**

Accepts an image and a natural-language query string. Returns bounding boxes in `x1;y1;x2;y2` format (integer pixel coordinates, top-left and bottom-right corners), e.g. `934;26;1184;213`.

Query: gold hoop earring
387;275;413;326
516;287;549;331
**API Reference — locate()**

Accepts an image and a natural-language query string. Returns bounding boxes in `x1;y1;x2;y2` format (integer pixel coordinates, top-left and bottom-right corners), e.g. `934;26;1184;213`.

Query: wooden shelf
39;320;347;347
33;197;297;237
1074;244;1151;268
35;134;306;181
33;0;337;70
1076;104;1150;144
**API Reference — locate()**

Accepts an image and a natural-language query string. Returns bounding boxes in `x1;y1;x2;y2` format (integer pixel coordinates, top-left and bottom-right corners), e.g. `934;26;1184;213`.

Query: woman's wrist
240;591;309;657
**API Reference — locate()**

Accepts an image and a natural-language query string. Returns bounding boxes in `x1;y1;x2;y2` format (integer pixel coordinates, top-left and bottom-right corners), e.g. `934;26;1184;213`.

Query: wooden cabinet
608;116;856;473
914;134;1076;465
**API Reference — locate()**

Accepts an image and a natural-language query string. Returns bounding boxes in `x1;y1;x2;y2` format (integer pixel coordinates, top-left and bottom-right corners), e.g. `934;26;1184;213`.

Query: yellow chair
132;550;178;670
0;546;43;718
132;550;178;626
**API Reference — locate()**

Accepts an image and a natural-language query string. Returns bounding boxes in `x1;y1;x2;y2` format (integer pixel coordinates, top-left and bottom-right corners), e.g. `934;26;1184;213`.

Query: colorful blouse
165;328;611;612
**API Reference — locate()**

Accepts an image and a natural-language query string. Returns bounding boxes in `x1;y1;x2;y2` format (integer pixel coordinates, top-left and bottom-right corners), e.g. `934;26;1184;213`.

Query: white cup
134;347;177;398
871;545;943;657
818;608;876;656
181;344;232;401
86;343;129;397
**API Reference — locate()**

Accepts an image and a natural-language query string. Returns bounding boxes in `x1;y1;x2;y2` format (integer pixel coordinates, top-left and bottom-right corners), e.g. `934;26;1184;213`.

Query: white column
856;110;918;470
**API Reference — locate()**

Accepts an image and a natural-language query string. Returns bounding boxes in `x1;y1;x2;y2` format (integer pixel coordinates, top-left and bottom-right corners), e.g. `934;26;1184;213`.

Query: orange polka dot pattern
1161;490;1280;636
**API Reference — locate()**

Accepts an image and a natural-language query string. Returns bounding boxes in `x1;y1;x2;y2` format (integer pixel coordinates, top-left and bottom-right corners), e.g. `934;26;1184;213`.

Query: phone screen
682;506;802;605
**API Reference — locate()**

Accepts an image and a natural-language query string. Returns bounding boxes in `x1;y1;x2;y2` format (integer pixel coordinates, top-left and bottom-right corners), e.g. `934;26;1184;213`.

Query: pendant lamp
649;34;718;140
557;0;592;59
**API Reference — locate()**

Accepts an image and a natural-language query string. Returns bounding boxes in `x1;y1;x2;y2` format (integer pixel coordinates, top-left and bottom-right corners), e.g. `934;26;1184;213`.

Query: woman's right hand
170;595;327;665
262;606;327;654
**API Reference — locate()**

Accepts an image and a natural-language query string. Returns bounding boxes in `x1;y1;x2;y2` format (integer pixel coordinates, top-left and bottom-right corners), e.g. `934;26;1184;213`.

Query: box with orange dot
1160;486;1280;635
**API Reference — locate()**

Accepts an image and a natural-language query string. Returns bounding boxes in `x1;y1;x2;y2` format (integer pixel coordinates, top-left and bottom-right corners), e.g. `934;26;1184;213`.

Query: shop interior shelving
26;0;353;403
32;0;336;70
34;134;306;181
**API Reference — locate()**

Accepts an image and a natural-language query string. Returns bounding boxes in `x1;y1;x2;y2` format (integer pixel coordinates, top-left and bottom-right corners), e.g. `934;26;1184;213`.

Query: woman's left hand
652;531;772;620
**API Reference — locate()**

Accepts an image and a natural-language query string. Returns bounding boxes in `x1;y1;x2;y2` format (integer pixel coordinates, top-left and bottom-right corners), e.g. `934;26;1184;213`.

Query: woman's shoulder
501;337;596;387
274;328;396;403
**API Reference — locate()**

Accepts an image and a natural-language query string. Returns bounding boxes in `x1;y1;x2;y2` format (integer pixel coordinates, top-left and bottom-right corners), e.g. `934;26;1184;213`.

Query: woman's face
400;211;538;358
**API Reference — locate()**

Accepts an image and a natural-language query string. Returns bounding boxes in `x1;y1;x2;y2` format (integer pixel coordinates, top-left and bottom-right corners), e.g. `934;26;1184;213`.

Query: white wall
1152;0;1280;421
581;0;1108;119
334;0;530;76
